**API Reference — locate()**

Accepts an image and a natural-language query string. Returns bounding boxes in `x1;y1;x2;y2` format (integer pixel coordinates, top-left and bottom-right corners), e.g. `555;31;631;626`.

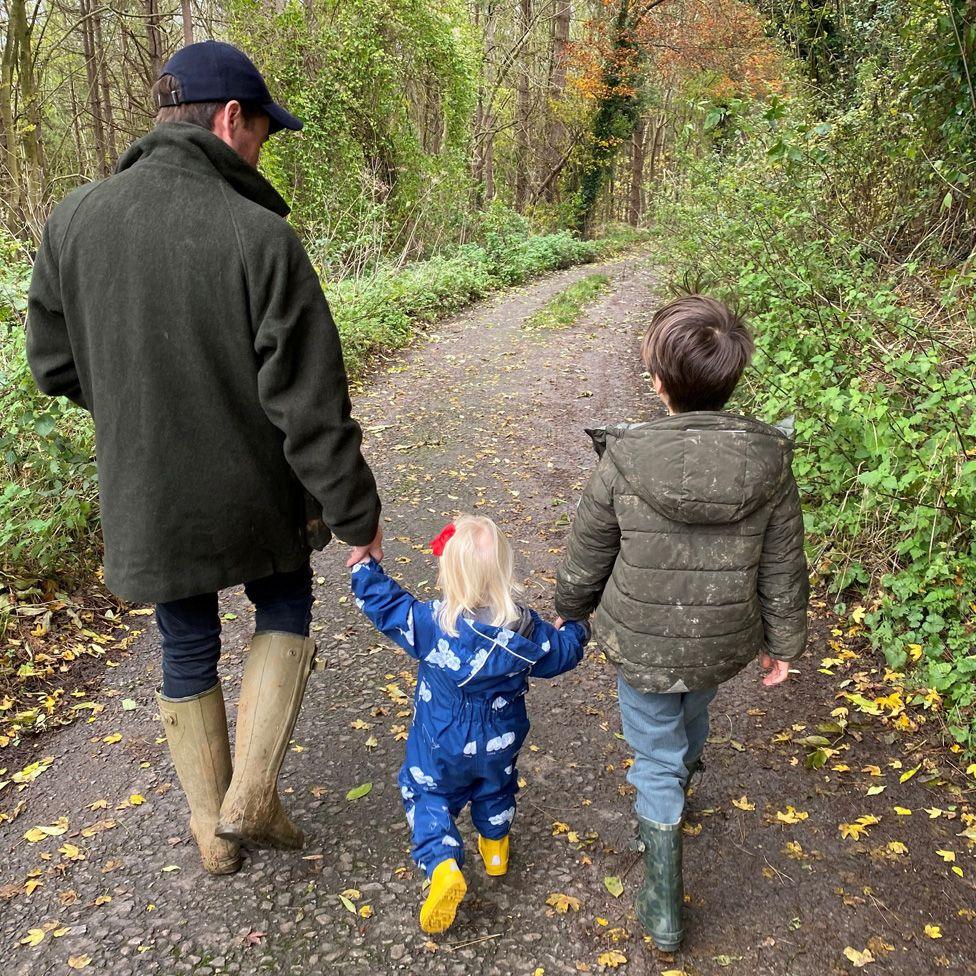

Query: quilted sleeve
757;475;809;660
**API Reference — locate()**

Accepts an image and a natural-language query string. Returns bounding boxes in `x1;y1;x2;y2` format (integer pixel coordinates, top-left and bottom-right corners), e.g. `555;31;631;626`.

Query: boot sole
206;855;245;876
215;822;305;851
419;876;466;934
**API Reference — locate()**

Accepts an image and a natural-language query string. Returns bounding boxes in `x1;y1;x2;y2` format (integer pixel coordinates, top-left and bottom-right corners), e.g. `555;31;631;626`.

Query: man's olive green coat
27;123;380;603
555;413;808;693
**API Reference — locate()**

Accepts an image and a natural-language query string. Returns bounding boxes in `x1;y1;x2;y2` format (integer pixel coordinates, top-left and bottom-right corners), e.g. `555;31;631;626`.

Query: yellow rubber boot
478;834;509;876
419;859;466;934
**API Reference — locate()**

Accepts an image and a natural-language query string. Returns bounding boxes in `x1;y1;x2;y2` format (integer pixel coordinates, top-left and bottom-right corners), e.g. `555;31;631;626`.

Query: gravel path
2;251;973;976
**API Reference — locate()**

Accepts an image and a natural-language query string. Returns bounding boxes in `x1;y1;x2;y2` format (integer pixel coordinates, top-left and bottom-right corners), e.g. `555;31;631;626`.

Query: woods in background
0;0;781;255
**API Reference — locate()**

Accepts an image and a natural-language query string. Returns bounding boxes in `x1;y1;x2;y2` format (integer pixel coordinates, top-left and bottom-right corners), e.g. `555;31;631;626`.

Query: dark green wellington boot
635;817;684;951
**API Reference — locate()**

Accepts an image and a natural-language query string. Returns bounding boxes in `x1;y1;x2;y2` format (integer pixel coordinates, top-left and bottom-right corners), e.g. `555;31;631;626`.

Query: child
555;295;808;951
351;515;590;934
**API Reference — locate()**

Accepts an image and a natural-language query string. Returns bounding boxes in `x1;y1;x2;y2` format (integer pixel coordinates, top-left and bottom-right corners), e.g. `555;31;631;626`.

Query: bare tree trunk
80;0;108;175
67;70;86;174
182;0;194;45
0;6;24;225
546;0;571;201
628;115;647;225
146;0;164;78
514;0;531;210
472;0;496;203
92;6;118;166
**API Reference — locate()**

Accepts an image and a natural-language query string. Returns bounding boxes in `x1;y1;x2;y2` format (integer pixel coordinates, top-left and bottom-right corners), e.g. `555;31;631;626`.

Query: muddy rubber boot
157;685;242;876
636;817;684;951
216;632;316;850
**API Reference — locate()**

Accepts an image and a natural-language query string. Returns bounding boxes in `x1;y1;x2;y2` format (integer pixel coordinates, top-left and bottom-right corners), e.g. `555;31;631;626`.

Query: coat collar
115;122;290;218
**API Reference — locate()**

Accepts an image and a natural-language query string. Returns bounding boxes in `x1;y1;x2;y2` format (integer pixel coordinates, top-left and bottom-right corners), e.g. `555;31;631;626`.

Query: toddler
352;514;589;933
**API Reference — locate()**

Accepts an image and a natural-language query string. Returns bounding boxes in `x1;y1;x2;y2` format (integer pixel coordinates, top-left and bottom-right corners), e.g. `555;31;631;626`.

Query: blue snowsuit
351;559;589;875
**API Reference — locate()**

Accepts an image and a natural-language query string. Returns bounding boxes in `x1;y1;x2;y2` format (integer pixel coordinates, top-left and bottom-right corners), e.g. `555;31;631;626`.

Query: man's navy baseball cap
159;40;303;134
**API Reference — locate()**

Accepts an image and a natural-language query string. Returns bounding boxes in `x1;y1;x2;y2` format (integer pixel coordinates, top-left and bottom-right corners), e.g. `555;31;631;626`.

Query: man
26;41;383;876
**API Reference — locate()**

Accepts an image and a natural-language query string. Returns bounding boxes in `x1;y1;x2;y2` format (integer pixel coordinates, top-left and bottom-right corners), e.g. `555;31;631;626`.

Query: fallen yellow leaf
732;795;756;811
924;924;942;939
597;950;627;968
546;892;581;913
68;956;92;970
843;946;875;967
899;765;920;784
774;805;808;824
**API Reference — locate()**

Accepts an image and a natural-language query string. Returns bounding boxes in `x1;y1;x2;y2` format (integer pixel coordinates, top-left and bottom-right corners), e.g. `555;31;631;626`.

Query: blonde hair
436;515;521;637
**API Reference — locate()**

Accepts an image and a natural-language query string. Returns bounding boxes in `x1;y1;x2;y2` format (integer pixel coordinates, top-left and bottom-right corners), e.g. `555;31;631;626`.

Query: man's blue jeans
156;561;313;699
617;674;717;826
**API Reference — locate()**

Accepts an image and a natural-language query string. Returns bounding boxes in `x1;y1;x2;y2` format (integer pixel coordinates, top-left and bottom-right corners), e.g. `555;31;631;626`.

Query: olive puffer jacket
555;413;809;693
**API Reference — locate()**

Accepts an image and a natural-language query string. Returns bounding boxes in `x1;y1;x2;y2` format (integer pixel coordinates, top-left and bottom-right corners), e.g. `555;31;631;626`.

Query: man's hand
759;652;790;687
346;523;384;567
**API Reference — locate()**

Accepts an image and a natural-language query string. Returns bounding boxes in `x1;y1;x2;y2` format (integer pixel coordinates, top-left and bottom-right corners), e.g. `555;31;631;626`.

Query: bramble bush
654;94;976;748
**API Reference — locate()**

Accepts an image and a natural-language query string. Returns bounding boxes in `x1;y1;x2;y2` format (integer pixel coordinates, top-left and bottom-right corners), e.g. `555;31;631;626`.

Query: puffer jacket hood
600;413;795;526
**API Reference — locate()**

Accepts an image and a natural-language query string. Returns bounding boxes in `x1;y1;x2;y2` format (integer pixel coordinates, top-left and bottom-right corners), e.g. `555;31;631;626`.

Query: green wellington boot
216;632;316;849
157;685;242;875
636;817;684;951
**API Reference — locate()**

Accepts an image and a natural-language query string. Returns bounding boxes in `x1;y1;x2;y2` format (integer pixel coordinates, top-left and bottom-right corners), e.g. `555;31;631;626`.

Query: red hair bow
430;522;456;557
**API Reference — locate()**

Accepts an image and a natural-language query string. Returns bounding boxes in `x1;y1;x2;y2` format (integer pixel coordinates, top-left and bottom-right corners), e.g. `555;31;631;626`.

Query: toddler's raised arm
350;559;434;658
528;615;590;679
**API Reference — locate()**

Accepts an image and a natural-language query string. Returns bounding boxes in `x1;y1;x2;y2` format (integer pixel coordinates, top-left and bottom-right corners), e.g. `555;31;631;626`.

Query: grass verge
522;274;611;331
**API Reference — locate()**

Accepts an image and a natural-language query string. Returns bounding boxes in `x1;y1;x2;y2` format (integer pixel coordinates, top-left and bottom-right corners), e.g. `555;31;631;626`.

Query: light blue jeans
617;675;718;826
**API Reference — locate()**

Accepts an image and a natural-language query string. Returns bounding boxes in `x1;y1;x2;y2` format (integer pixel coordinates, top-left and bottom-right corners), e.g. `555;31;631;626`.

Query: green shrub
1;243;101;592
654;105;976;749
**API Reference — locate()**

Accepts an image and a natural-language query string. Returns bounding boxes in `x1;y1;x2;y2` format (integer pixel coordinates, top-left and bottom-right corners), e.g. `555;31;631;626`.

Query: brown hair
151;74;265;130
640;295;754;412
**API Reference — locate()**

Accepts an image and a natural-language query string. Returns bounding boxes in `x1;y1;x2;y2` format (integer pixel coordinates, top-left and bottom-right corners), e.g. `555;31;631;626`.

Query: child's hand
759;652;790;687
346;523;384;567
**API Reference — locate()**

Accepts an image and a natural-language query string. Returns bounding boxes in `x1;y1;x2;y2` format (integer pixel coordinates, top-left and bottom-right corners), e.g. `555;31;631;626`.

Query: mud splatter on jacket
555;412;808;693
